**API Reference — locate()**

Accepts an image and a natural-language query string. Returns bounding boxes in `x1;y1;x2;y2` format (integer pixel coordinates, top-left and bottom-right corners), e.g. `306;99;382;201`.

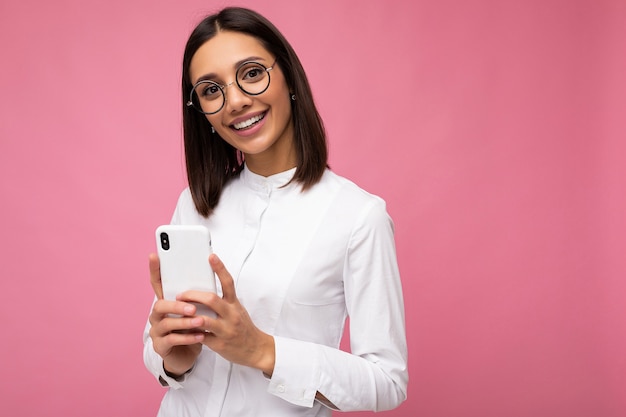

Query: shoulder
319;170;392;231
174;187;194;212
322;170;387;211
170;188;204;224
172;172;247;223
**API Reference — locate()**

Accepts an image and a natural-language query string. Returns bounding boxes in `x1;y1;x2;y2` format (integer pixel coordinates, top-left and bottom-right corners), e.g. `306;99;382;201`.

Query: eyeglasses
187;60;276;115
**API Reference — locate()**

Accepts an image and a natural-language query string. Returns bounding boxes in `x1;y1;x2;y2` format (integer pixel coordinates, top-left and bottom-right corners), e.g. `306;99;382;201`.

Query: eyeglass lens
189;62;271;114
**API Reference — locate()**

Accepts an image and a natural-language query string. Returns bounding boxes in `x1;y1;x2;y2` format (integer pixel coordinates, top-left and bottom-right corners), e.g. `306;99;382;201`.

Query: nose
224;82;252;113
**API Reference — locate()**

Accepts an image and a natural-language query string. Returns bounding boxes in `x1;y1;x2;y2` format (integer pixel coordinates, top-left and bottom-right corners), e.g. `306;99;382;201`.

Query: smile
232;112;266;130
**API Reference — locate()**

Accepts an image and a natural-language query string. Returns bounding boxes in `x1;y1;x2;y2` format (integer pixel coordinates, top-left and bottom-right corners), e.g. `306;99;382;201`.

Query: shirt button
277;384;286;393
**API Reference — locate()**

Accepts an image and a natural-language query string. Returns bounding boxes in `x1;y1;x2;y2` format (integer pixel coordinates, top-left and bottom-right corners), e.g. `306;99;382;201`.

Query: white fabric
143;166;408;416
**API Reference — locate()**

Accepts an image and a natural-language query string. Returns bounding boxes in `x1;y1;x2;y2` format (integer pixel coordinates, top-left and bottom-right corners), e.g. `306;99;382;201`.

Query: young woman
143;7;408;417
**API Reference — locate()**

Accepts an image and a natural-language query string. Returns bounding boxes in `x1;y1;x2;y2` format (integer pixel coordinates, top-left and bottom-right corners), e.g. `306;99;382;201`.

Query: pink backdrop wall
1;1;624;416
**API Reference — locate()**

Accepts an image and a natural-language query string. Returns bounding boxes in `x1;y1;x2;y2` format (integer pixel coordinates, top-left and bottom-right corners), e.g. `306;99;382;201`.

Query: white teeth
233;113;265;130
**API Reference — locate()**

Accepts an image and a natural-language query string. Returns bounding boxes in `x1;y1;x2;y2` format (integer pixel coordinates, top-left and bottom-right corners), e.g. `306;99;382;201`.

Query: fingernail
191;317;203;326
184;305;194;315
195;334;204;341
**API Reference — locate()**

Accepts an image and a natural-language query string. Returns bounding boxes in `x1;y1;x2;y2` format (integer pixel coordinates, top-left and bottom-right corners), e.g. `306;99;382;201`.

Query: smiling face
189;30;296;176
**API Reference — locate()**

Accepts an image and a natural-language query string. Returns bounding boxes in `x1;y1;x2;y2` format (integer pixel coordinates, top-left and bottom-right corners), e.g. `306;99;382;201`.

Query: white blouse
144;166;408;416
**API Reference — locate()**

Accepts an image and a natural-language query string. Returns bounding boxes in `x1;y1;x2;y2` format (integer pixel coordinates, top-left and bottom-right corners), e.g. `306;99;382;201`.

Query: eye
239;64;266;83
198;82;221;99
245;68;262;79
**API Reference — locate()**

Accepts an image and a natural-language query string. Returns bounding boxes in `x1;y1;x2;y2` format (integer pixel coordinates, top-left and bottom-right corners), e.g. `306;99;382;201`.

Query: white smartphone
155;225;217;318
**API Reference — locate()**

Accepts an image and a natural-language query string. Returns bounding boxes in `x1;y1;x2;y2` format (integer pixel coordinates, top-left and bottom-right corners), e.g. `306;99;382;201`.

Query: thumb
148;253;164;299
209;253;236;302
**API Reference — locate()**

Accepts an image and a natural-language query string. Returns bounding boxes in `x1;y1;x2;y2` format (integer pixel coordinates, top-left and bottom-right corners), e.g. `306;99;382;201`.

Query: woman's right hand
148;253;206;377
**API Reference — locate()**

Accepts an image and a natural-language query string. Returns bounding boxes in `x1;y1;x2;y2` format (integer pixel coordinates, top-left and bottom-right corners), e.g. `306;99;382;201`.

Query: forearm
162;357;194;377
268;336;407;411
143;321;164;377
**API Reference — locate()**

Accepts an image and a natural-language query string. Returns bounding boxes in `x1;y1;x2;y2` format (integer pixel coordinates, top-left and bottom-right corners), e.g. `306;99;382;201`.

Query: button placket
262;180;271;196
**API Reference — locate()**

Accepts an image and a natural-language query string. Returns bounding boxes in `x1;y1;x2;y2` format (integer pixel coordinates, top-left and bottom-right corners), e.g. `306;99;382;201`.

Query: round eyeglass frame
186;60;275;115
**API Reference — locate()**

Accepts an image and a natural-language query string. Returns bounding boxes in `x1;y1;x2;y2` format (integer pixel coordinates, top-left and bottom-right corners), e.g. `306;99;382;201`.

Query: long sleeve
267;197;408;411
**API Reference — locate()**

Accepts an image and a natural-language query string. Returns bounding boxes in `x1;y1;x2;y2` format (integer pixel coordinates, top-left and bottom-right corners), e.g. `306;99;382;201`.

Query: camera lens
160;232;170;250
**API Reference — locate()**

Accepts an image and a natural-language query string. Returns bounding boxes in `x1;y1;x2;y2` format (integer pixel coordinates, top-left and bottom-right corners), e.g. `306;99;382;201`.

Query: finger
151;299;198;318
150;314;197;335
160;315;206;335
176;291;226;318
164;332;206;346
153;331;205;353
149;253;163;299
209;253;236;302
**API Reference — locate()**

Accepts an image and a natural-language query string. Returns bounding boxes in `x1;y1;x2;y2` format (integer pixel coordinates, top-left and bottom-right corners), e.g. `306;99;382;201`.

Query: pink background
1;0;625;416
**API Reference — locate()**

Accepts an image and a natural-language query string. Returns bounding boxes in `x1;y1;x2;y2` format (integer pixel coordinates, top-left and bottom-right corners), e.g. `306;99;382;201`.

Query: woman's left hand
176;253;276;376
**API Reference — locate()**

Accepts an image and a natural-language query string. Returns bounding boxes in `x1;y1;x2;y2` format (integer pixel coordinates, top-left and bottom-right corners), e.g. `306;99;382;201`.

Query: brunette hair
181;7;328;217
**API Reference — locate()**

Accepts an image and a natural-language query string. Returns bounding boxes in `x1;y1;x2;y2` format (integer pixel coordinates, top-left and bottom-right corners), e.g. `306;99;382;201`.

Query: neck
245;148;297;177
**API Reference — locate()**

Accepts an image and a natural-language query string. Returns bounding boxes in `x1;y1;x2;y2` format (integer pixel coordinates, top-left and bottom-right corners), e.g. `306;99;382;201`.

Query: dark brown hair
181;7;328;217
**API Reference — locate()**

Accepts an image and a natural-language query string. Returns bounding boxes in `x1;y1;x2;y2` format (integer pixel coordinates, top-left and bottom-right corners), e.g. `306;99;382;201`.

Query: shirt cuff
157;363;193;389
267;336;320;407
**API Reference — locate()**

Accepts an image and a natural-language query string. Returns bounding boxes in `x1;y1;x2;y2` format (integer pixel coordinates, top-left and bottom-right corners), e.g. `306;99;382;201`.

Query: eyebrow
194;56;268;84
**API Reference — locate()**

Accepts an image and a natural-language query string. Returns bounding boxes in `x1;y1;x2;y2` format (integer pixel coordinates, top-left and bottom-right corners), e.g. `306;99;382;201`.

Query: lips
231;112;266;130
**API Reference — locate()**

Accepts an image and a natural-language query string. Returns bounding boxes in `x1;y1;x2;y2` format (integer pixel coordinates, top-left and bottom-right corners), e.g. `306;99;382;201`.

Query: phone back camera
160;232;170;250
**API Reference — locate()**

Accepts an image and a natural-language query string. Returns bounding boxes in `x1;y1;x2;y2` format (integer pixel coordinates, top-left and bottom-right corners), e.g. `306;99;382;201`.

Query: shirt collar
241;164;298;193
